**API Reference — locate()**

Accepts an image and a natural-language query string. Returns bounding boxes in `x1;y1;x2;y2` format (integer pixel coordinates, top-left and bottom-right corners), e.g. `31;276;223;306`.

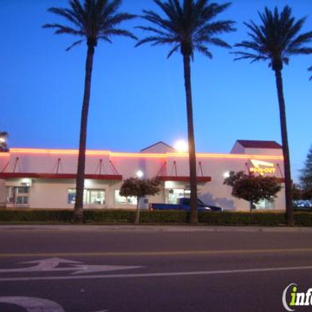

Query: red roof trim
236;140;282;149
0;172;122;181
158;176;211;182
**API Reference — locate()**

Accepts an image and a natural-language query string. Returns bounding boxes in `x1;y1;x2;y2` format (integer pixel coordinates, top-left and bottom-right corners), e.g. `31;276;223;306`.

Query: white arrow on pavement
22;257;81;270
71;264;143;275
0;258;80;273
0;296;65;312
0;258;143;275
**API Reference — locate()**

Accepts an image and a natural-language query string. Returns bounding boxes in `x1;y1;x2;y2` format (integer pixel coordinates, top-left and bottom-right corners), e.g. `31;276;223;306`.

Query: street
0;225;312;311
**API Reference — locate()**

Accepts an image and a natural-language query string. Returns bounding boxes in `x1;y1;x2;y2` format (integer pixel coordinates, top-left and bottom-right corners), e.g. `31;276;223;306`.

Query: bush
84;210;135;223
140;210;188;223
0;208;312;227
294;212;312;226
0;209;73;223
198;211;286;226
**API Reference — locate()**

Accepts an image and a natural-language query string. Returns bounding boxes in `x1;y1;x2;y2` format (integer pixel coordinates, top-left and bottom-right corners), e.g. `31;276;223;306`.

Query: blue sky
1;0;312;182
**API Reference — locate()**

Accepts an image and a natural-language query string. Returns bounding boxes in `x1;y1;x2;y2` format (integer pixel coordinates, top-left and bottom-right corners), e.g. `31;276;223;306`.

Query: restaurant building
0;140;285;211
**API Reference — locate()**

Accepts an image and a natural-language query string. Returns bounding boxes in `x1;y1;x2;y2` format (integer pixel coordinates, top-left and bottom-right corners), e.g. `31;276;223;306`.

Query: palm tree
43;0;136;223
136;0;235;224
0;131;8;151
308;66;312;80
233;6;312;226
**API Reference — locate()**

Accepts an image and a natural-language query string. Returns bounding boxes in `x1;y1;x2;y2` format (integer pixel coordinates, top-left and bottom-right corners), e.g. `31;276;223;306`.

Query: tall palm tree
233;6;312;226
136;0;235;224
43;0;136;223
0;131;8;151
308;66;312;80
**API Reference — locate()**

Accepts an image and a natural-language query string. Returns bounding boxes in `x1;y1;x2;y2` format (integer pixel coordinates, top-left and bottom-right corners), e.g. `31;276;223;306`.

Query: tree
119;177;161;224
224;171;282;212
292;183;303;201
233;6;312;226
0;131;8;151
299;145;312;199
308;66;312;80
43;0;136;223
136;0;235;224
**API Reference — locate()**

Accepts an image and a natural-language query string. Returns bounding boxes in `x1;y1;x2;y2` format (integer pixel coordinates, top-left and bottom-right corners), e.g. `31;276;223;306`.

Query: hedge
0;209;312;226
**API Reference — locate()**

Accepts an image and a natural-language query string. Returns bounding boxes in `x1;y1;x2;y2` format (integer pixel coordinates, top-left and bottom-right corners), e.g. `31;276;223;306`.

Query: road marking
1;265;312;282
1;247;312;258
0;296;109;312
0;258;143;275
0;296;65;312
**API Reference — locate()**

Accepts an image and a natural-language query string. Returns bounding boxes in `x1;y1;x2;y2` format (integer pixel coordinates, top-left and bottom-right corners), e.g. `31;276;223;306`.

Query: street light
136;170;144;179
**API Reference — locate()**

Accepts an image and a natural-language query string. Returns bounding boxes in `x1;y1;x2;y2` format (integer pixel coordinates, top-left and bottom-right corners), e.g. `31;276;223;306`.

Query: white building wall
244;148;283;156
0;180;5;207
30;180;75;209
0;153;9;207
29;179;116;209
0;146;286;211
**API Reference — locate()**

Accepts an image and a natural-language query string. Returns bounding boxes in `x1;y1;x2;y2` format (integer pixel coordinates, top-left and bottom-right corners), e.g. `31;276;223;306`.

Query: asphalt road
0;225;312;312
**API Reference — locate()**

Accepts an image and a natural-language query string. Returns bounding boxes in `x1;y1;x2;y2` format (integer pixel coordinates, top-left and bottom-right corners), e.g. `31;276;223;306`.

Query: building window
68;189;76;204
6;186;29;206
255;198;275;210
87;190;105;205
68;189;105;205
114;190;137;205
168;188;190;204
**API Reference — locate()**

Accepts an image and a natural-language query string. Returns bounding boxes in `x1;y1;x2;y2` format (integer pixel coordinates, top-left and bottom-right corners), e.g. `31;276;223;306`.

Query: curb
0;224;312;233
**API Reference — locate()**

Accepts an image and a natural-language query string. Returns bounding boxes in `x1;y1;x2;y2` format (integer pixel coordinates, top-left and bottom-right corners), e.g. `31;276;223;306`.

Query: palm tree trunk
135;196;140;225
74;44;95;224
274;69;294;226
182;53;198;224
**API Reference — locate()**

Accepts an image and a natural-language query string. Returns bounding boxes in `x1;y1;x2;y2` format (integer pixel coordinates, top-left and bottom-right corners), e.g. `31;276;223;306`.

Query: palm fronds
43;0;136;50
233;6;312;70
136;0;235;59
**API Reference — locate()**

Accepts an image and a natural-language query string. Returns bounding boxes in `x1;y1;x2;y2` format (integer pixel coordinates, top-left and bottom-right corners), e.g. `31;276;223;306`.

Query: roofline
236;140;282;149
140;141;175;152
2;148;284;160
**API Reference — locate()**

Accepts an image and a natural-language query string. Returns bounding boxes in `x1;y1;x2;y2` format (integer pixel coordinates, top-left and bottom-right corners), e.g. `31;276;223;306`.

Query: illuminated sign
250;159;276;175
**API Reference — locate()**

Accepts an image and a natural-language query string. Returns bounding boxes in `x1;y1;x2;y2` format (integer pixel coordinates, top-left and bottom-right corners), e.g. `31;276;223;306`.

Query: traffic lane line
1;247;312;258
1;265;312;282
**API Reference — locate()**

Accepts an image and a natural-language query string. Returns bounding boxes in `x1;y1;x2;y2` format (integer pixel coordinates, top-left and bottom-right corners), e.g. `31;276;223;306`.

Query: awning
157;176;211;182
0;172;123;181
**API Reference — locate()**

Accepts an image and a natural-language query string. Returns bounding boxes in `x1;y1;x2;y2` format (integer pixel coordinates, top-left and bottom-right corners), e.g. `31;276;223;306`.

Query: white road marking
0;296;65;312
0;258;143;275
0;265;312;282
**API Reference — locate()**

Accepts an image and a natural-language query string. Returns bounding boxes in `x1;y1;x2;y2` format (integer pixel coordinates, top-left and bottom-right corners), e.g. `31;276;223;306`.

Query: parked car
293;200;312;211
149;197;223;212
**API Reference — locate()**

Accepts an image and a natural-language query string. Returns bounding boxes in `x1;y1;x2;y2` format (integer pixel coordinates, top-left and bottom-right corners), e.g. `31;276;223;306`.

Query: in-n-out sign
249;159;276;175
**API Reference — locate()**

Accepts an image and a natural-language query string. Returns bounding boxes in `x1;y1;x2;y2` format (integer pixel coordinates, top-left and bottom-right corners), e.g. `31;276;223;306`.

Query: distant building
0;140;285;211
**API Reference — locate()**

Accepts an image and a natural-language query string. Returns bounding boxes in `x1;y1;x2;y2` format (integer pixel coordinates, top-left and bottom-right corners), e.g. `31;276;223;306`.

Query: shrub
0;208;311;227
0;209;73;223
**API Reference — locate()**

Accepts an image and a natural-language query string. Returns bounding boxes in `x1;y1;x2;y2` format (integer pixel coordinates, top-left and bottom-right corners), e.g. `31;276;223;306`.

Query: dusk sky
1;0;312;182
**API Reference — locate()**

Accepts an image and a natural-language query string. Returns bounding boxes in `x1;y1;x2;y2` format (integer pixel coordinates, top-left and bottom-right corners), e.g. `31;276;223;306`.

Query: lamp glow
136;170;144;178
223;171;230;178
174;140;188;153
